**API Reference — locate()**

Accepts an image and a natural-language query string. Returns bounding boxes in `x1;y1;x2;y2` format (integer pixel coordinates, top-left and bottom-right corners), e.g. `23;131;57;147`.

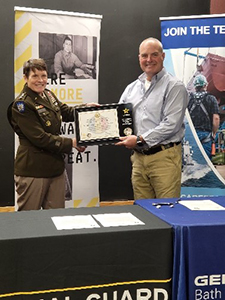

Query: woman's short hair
23;58;47;78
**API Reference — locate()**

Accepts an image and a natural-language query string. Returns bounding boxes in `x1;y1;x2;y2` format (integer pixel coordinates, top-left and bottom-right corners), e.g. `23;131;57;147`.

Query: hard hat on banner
193;74;208;87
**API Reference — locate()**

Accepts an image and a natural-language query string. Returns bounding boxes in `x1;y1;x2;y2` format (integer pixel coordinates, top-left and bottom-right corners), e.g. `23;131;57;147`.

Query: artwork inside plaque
75;103;134;145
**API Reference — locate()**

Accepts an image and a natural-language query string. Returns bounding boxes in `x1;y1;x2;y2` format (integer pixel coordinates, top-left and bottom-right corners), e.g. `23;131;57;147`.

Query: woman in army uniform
8;58;90;211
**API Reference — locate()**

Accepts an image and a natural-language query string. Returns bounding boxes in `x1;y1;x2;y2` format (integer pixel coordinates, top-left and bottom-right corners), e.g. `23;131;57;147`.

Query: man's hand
115;135;137;149
81;64;94;77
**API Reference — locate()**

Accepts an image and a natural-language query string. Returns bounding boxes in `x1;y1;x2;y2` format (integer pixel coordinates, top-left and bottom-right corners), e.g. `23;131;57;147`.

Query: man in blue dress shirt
116;37;189;200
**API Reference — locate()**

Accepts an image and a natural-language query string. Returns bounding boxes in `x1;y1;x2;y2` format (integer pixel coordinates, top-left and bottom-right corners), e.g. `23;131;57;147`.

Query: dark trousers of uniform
131;143;182;200
14;172;65;211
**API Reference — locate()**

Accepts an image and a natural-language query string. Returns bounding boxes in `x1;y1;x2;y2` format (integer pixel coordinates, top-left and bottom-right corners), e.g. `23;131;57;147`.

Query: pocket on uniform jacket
37;109;52;126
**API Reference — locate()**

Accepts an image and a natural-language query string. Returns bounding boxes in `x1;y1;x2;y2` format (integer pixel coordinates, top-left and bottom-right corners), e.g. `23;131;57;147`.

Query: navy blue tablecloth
135;196;225;300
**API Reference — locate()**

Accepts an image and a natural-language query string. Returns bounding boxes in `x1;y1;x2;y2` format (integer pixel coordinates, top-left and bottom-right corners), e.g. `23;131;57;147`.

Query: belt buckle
140;148;147;155
163;144;171;150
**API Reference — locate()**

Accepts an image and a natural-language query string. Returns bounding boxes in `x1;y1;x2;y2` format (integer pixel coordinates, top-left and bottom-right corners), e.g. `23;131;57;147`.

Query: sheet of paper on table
92;212;145;227
52;215;100;230
179;200;225;211
52;212;145;230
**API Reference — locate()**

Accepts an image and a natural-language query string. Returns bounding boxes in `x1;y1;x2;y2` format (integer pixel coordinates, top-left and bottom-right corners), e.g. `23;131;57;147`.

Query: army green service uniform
8;84;75;210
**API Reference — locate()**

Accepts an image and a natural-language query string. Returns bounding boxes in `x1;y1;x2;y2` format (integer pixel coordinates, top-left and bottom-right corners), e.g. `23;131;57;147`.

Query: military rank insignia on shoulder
16;101;25;113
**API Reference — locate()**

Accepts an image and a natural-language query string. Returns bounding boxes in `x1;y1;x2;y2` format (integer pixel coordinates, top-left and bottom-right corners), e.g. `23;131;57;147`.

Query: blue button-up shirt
119;68;189;147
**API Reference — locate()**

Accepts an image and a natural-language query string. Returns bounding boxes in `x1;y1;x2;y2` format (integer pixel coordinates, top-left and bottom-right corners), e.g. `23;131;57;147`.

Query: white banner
14;7;102;208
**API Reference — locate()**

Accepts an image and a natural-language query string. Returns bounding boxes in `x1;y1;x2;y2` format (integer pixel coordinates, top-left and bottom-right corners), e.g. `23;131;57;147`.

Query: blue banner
161;16;225;49
160;14;225;197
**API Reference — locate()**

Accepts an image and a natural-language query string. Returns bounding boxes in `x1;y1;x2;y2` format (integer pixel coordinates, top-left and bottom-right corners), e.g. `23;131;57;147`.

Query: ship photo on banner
160;14;225;197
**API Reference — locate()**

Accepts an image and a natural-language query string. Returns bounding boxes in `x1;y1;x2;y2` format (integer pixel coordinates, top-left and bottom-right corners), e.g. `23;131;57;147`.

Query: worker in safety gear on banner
188;74;220;159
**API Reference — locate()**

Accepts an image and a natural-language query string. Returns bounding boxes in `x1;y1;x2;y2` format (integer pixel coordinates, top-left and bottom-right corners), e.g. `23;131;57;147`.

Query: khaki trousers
14;172;65;211
131;143;182;200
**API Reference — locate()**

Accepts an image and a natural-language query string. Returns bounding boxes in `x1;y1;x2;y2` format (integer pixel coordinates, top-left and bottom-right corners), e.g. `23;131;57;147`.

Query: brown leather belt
134;141;181;155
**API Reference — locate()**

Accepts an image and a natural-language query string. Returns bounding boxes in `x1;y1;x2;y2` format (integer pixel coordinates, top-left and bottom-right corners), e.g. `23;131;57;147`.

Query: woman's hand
86;102;100;107
72;138;86;152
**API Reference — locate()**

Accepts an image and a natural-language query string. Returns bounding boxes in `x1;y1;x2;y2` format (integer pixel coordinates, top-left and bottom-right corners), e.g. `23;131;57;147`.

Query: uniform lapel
24;85;55;111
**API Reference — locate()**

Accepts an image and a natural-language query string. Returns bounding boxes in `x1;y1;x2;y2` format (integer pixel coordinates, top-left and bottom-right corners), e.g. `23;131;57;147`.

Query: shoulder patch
16;101;25;113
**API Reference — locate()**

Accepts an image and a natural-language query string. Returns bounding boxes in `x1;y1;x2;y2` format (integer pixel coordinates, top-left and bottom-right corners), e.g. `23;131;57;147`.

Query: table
135;196;225;300
0;205;172;299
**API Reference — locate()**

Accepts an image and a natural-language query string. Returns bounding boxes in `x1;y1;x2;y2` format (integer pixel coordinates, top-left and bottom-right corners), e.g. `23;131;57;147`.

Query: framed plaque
75;103;134;146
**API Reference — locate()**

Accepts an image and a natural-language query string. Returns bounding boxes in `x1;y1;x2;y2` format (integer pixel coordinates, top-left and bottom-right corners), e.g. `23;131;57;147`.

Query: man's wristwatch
136;135;143;147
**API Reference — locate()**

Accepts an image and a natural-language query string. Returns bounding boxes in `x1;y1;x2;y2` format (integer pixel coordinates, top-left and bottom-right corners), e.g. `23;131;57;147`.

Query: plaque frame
75;103;134;146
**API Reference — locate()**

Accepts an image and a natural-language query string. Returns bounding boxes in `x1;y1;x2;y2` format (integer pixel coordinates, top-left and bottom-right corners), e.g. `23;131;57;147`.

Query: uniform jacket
8;84;75;178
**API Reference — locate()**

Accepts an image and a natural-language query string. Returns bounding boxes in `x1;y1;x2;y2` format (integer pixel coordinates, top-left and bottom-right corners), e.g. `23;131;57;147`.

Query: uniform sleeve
50;98;74;122
12;101;73;154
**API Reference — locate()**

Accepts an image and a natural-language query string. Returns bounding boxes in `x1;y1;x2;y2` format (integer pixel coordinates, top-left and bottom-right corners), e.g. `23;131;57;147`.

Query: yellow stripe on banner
15;19;32;48
73;197;99;207
87;197;99;207
15;78;25;95
0;278;172;298
73;199;82;207
15;11;24;21
14;45;32;74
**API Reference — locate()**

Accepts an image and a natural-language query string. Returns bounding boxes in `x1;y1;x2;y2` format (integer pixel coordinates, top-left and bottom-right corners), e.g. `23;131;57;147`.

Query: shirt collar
23;84;47;103
63;50;71;58
138;67;166;83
